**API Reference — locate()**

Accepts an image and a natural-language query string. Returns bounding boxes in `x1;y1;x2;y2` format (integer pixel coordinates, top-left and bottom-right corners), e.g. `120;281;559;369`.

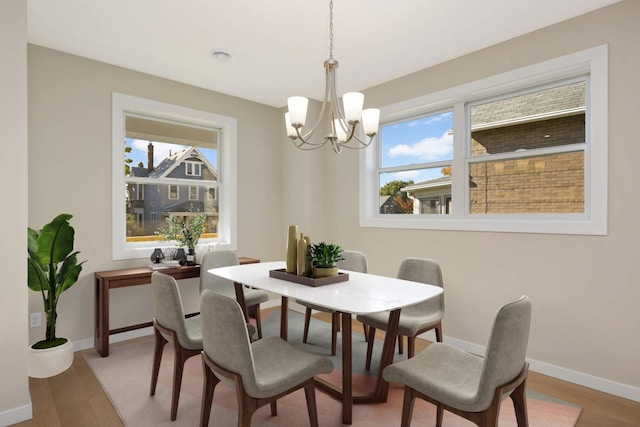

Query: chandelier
284;0;380;154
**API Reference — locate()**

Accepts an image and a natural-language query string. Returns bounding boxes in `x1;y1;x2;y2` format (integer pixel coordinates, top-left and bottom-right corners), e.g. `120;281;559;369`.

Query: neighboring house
380;195;399;214
127;144;218;236
400;81;585;215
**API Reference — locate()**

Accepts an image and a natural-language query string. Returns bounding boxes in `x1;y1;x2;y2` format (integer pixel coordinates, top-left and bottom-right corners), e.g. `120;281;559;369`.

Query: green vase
286;225;298;274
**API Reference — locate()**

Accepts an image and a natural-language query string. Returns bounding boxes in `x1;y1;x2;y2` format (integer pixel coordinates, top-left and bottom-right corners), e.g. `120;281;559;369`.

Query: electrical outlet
30;312;41;328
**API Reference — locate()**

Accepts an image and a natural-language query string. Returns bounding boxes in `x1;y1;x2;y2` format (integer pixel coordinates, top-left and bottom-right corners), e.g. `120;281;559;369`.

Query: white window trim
360;45;607;236
185;161;202;176
112;93;237;260
168;185;179;200
189;186;199;200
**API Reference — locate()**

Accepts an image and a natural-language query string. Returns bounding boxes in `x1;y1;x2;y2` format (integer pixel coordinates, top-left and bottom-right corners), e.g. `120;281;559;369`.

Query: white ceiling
27;0;621;108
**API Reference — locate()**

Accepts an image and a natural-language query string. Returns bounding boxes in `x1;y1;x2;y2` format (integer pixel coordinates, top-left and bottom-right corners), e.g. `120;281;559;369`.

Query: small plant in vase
308;242;344;278
155;213;207;265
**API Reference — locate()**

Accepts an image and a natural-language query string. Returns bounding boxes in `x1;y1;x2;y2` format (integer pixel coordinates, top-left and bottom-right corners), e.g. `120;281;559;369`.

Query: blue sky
379;111;453;186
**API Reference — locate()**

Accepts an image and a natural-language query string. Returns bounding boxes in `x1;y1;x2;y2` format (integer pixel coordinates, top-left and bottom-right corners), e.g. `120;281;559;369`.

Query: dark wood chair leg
398;334;404;354
435;322;443;342
150;326;167;396
511;376;529;427
365;326;376;370
270;401;277;416
199;357;219;427
253;304;263;339
303;308;312;343
362;322;369;342
436;402;444;427
401;386;416;427
171;344;187;421
304;381;320;427
408;336;416;359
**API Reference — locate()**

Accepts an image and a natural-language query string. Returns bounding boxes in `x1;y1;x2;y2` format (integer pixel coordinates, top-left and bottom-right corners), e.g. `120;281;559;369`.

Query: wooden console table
94;257;259;357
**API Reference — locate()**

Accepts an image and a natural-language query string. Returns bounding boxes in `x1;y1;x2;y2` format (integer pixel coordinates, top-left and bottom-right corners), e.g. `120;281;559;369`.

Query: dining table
208;260;443;425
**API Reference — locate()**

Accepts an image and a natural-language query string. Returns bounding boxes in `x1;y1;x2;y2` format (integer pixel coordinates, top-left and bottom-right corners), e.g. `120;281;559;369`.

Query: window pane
469;152;584;214
381;111;453;168
470;81;586;156
379;167;451;215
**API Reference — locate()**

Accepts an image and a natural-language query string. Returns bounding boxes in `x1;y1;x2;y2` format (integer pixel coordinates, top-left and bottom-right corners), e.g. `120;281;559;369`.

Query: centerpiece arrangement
155;213;207;265
271;225;349;286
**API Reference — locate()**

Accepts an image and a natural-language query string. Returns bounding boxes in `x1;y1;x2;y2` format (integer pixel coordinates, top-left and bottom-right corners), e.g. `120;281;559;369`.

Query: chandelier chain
329;0;334;59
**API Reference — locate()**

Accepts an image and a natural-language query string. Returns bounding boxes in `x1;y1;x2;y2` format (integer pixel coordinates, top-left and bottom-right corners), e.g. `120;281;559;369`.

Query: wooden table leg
341;312;353;424
94;276;109;357
280;296;289;341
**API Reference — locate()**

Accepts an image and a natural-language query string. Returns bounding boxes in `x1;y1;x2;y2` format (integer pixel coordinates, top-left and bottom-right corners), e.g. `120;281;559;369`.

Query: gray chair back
200;290;259;395
338;250;368;273
397;257;444;314
199;250;238;297
151;272;189;345
478;295;531;408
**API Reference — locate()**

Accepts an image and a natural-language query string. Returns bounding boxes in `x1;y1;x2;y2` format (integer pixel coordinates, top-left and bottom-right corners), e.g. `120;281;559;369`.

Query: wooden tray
269;268;349;287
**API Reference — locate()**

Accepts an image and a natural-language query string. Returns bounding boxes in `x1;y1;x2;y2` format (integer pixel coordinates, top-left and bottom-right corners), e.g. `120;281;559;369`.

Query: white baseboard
69;302;640;404
0;399;32;426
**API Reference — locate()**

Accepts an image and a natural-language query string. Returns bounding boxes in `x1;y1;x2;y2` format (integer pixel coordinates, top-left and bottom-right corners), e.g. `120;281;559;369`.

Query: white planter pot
28;340;74;378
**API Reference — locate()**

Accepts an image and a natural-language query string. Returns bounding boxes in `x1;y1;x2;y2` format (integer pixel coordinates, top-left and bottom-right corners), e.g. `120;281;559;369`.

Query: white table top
208;261;443;315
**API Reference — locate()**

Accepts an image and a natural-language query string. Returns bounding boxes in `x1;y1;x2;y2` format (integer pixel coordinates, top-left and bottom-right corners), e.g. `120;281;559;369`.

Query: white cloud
388;130;453;161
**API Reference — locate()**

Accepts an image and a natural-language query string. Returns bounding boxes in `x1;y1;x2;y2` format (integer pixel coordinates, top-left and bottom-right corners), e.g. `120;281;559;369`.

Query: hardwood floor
14;311;640;427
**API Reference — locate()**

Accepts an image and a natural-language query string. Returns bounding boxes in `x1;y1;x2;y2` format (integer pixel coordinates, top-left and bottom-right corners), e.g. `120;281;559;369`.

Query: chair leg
270;401;277;416
510;376;529;427
303;308;312;343
253;305;263;339
150;326;167;396
435;322;443;342
362;322;369;342
398;334;404;354
407;336;416;359
303;380;320;427
170;345;187;421
436;402;444;427
199;357;220;427
330;312;340;356
400;386;416;427
365;326;376;371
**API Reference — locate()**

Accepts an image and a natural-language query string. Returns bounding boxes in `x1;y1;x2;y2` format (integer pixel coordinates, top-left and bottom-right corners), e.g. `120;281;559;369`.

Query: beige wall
322;0;640;398
27;45;285;344
1;0;31;422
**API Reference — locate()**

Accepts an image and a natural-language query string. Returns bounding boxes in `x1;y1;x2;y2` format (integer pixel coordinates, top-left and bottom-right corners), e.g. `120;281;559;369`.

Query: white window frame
168;185;179;200
360;45;608;235
112;93;237;260
189;186;199;200
185;161;202;176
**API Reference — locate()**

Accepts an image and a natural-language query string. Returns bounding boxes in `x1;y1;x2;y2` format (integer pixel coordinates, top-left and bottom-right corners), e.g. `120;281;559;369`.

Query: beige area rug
85;309;582;426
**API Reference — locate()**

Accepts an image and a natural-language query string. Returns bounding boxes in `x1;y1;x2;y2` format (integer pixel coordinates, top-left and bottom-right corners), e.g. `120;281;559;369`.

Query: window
189;186;199;200
112;93;238;260
168;185;179;200
360;45;607;235
185;161;202;176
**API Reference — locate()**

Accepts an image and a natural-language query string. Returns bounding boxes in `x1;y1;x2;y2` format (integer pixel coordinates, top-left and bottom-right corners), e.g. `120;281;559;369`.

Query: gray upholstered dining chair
199;250;269;339
150;271;203;421
383;295;532;427
298;249;368;355
199;291;334;427
357;257;444;370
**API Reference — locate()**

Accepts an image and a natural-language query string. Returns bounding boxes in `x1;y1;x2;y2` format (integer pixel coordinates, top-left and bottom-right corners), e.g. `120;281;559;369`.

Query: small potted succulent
308;242;344;278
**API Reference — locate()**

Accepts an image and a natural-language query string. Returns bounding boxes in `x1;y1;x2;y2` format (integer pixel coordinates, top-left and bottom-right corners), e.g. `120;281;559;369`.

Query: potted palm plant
308;242;344;278
27;213;86;377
